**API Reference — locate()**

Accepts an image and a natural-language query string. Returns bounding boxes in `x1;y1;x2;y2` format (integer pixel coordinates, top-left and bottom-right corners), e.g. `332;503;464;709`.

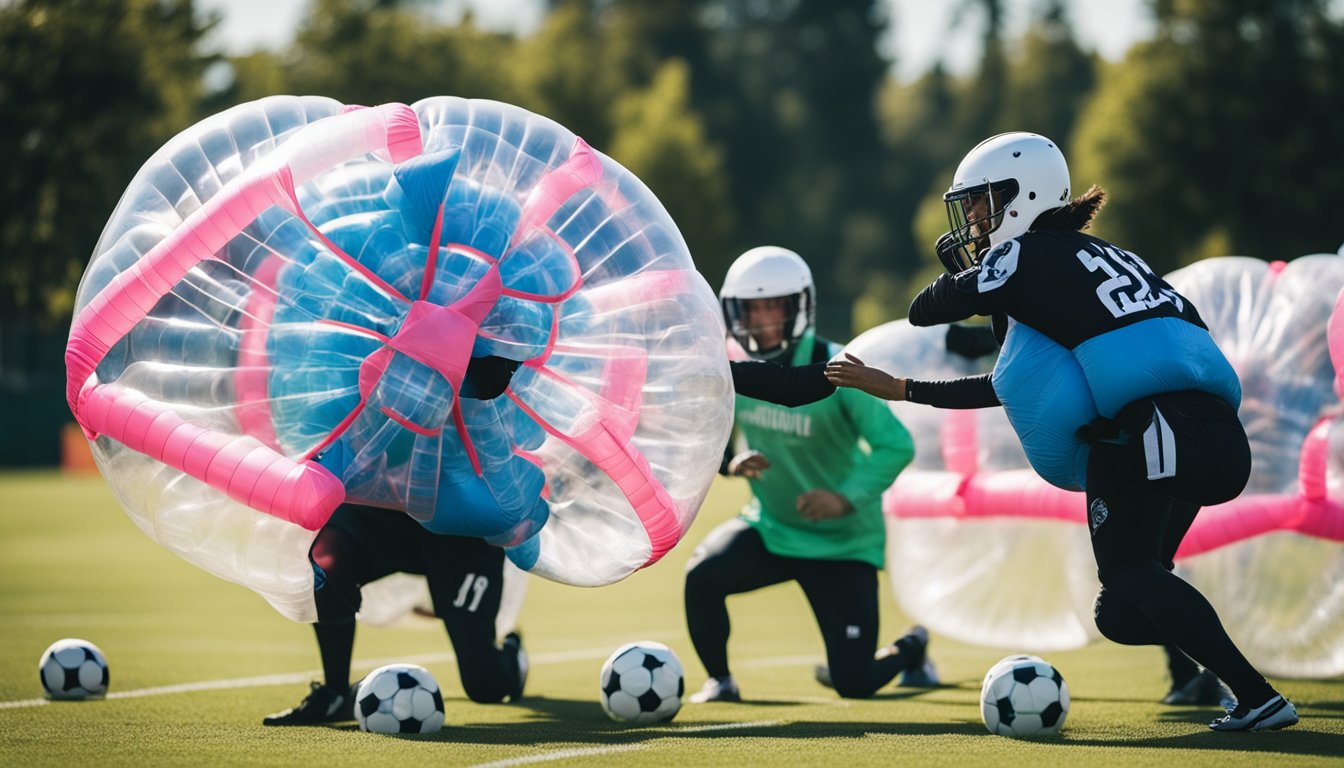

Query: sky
198;0;1156;83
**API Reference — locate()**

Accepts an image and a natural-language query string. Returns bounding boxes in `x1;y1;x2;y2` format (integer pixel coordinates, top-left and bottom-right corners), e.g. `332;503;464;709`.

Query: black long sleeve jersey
729;360;835;406
904;229;1209;409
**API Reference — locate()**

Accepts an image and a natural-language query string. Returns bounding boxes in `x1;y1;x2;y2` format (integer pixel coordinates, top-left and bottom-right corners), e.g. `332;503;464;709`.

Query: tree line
3;0;1343;341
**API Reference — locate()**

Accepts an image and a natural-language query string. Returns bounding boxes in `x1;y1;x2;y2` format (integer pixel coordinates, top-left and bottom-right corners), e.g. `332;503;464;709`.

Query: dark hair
1030;184;1106;232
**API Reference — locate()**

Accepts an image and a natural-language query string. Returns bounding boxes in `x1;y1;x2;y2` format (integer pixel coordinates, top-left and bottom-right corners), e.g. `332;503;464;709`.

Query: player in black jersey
825;132;1296;732
262;356;528;725
943;322;1232;709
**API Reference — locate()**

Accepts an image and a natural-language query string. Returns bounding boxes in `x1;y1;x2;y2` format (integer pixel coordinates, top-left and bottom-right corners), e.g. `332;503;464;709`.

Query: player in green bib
685;246;936;703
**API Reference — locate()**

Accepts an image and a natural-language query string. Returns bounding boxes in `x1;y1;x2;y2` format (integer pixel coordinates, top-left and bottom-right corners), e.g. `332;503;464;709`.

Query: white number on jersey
1075;245;1183;318
453;573;489;612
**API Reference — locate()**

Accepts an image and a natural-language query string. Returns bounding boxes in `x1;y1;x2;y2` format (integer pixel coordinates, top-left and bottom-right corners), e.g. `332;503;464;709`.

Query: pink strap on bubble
514;138;603;239
940;410;978;475
235;255;283;449
496;138;598;306
889;404;1344;559
65;103;424;529
1327;285;1344;400
79;384;343;530
507;347;681;565
67;103;422;414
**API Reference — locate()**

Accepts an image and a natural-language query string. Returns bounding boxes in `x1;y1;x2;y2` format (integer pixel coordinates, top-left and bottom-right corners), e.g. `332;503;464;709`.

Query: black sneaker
261;681;354;726
1162;669;1235;708
503;631;528;702
880;625;929;671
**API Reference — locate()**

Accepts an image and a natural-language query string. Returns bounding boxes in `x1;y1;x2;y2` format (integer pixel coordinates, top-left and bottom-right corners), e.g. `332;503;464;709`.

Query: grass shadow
437;712;990;747
309;711;1344;761
424;694;1344;760
1058;728;1344;756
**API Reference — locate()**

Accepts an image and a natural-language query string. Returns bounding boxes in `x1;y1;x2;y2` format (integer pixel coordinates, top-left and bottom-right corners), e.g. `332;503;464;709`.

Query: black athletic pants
684;518;908;699
310;504;519;703
1084;391;1274;707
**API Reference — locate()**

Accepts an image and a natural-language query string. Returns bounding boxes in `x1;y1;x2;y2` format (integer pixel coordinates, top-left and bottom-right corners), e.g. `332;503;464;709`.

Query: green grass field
2;470;1341;767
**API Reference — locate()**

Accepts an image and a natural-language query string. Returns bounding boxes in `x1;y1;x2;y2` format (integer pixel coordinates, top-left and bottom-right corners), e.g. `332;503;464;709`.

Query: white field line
467;745;645;768
658;719;788;733
465;721;790;768
0;646;820;711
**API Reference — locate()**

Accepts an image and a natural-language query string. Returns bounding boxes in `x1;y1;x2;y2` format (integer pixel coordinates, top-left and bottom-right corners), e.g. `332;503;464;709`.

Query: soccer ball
599;641;684;723
980;655;1070;737
354;664;445;734
39;638;108;700
981;654;1045;690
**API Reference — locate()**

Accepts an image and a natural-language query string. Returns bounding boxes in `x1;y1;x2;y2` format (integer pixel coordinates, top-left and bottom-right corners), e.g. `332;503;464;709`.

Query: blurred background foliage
2;0;1343;462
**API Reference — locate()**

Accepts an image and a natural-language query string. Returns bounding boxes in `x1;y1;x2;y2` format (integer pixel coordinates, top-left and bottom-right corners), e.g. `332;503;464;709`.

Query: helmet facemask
938;179;1019;274
722;290;812;363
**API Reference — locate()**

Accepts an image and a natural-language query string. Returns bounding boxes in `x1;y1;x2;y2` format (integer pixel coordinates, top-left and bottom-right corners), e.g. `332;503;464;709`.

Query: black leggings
683;519;908;699
310;505;519;703
1085;391;1274;706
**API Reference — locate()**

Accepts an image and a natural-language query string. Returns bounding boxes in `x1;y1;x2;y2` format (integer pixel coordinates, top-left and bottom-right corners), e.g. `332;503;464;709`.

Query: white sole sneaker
689;678;741;704
1209;695;1298;732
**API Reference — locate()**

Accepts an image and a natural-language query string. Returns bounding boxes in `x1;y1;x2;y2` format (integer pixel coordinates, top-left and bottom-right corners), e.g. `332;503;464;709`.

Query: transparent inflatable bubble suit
66;96;732;621
1166;254;1344;678
845;321;1098;651
847;257;1344;671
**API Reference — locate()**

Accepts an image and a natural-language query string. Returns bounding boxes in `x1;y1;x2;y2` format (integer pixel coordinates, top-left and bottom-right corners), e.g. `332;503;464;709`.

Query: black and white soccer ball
354;663;444;734
981;654;1045;691
39;638;109;700
599;641;684;723
981;655;1070;737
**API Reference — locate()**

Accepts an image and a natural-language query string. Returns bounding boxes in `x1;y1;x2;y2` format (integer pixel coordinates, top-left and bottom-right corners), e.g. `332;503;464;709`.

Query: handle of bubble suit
65;103;424;422
78;384;344;530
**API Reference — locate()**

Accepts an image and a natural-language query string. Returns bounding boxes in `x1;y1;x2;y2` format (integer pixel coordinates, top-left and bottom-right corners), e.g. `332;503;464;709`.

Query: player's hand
797;489;853;521
728;450;770;479
825;354;908;401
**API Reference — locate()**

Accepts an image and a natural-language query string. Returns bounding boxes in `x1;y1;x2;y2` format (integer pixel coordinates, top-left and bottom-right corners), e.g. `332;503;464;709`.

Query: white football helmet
719;246;815;361
939;132;1071;273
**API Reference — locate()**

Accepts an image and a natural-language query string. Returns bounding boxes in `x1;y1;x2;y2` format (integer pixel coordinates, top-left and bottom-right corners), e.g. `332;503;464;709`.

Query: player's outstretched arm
730;360;835;406
824;354;907;401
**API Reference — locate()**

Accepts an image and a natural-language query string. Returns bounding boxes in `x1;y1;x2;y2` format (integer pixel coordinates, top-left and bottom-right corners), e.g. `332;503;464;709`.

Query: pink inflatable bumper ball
67;96;732;621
